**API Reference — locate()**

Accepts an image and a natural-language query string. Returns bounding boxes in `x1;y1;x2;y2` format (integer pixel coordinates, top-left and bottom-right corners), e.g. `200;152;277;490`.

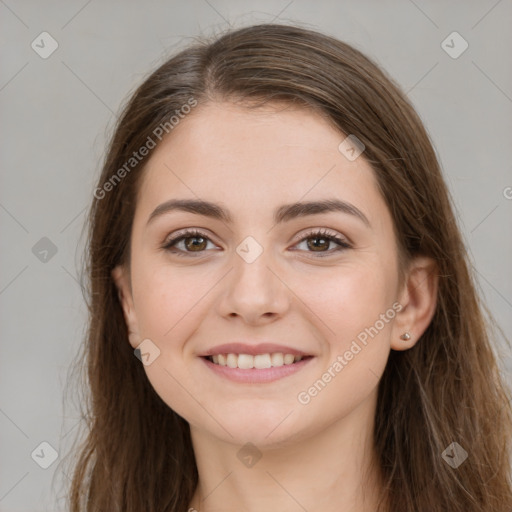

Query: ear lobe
391;256;439;351
111;265;142;349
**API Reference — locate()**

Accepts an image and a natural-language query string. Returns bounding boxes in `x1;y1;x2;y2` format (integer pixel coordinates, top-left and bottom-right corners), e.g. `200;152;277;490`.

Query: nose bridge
233;237;278;295
235;243;273;285
219;235;290;321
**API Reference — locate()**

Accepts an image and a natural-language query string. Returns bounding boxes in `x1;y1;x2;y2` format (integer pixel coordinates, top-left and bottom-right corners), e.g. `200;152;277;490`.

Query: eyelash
161;228;351;258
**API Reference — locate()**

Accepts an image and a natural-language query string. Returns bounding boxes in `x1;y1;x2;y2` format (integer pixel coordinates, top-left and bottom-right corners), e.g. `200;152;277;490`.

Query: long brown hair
61;23;512;511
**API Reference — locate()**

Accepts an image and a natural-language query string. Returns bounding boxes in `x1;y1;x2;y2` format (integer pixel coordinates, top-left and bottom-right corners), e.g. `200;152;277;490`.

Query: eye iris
307;236;329;251
185;236;207;251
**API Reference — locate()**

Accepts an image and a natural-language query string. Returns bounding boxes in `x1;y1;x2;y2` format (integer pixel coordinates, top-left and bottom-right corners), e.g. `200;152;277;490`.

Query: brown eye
306;236;331;252
293;229;351;257
183;235;207;251
162;229;216;256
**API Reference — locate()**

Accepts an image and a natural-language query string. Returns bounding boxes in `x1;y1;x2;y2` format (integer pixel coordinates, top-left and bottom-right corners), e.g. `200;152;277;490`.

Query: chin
207;405;307;448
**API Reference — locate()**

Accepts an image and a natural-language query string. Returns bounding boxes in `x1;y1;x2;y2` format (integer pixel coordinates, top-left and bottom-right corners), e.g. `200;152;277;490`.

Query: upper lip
199;342;312;357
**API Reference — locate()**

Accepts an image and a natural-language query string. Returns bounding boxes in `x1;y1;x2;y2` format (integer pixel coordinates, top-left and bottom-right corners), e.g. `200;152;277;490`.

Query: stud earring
400;332;411;341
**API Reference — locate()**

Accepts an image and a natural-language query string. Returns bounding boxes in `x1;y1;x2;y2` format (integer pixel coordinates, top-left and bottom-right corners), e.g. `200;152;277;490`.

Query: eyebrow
146;198;371;228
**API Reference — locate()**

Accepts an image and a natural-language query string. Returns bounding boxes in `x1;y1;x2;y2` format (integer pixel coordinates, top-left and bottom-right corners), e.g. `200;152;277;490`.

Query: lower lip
201;356;314;383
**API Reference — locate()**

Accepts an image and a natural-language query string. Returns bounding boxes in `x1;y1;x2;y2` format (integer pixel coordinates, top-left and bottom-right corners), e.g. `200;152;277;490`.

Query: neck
188;390;387;512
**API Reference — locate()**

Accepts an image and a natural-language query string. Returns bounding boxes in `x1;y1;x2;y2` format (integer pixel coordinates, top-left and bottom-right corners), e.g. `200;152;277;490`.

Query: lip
201;355;314;383
199;342;312;357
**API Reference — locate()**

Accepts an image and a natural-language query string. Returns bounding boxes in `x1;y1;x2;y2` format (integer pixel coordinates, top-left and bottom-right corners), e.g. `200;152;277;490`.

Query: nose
216;246;291;325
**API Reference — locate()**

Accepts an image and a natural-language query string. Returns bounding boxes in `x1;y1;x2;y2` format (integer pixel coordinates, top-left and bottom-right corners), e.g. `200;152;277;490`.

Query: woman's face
113;101;411;446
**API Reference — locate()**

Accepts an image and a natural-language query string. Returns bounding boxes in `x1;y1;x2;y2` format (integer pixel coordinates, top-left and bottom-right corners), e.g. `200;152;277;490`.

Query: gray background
1;1;511;510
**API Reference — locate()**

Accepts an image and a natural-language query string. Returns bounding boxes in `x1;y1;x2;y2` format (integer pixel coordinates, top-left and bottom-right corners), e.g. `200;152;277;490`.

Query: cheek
131;267;213;421
296;259;395;403
292;264;393;426
132;264;210;342
301;258;395;345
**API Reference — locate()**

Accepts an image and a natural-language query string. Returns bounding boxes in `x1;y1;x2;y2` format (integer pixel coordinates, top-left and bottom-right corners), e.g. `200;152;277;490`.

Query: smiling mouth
203;353;313;369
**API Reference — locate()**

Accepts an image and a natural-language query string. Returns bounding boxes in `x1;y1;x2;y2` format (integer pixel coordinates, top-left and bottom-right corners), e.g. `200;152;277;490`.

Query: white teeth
270;352;284;366
226;353;238;368
254;354;272;369
237;354;254;369
284;354;295;365
209;352;307;369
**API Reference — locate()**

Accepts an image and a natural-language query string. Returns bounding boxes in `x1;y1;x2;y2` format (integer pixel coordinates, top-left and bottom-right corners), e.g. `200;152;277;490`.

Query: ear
391;255;438;351
111;264;142;349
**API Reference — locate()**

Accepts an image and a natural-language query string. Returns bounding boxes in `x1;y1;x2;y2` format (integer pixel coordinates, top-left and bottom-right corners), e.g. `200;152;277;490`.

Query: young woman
65;23;512;511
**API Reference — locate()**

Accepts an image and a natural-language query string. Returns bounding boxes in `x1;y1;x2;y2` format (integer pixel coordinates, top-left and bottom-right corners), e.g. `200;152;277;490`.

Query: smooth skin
112;101;438;512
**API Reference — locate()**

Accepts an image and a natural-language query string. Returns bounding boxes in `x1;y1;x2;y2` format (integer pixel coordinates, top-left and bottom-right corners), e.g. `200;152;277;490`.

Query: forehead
135;101;385;227
147;100;356;169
